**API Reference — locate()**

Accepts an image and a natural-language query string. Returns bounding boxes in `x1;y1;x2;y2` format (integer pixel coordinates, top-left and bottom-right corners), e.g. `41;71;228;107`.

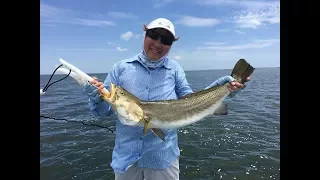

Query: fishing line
40;114;115;133
41;64;71;93
40;65;115;133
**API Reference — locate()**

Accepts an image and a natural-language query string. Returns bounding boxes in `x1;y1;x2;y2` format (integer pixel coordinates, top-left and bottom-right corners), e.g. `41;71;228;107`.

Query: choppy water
40;67;280;180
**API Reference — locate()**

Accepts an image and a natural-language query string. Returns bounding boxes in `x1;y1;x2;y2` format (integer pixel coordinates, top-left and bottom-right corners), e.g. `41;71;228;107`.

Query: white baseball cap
146;18;178;40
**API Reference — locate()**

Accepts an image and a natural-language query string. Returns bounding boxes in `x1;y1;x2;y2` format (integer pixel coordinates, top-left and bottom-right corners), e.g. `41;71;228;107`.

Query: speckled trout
100;59;255;140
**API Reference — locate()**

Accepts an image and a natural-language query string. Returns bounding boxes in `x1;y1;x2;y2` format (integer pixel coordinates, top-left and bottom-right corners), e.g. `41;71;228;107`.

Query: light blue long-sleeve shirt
87;53;194;173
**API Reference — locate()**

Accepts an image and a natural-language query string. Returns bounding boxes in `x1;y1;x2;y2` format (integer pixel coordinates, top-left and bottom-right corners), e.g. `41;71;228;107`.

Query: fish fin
143;121;149;135
143;116;151;135
231;59;255;84
151;128;165;141
213;103;228;115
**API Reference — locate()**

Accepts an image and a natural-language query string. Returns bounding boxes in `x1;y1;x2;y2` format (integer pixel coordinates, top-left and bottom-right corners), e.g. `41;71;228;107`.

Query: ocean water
40;67;280;180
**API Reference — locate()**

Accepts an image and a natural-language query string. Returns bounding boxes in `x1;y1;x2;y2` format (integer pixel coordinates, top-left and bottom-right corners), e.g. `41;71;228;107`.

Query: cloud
56;48;114;51
56;46;129;52
204;42;228;45
176;16;220;27
120;31;141;41
216;29;230;32
116;47;128;51
233;4;280;29
234;30;245;35
195;0;280;29
196;0;279;10
121;31;133;41
40;3;115;27
198;39;279;51
134;34;141;38
40;3;64;18
153;0;174;8
108;11;138;19
74;18;115;26
173;55;182;60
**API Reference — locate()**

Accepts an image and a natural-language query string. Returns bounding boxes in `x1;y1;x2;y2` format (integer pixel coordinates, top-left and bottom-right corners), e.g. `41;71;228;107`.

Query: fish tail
230;59;255;83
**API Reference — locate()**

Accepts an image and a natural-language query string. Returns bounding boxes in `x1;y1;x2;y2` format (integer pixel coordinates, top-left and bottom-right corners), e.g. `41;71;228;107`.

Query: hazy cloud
116;47;128;51
204;42;228;45
198;39;279;51
108;11;138;19
176;16;220;27
216;29;230;32
234;30;245;35
40;3;115;27
120;31;141;41
196;0;279;10
153;0;174;8
56;48;114;51
195;0;280;29
74;18;115;26
233;3;279;29
173;55;182;60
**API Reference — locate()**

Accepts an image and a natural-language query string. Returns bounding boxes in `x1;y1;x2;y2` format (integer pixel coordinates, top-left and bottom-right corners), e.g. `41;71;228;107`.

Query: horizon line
40;66;279;75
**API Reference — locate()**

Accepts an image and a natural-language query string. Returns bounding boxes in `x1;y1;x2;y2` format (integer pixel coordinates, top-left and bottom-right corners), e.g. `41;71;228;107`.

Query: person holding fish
83;18;251;180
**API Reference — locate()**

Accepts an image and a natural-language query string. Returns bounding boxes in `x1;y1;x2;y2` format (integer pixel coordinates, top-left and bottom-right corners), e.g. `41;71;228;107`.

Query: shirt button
146;87;148;89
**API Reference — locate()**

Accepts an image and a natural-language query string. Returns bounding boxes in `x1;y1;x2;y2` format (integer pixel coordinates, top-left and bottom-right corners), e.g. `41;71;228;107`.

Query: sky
40;0;280;75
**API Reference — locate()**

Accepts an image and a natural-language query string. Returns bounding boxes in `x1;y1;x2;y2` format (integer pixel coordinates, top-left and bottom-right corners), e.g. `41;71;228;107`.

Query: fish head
103;83;132;103
101;82;143;126
101;82;117;104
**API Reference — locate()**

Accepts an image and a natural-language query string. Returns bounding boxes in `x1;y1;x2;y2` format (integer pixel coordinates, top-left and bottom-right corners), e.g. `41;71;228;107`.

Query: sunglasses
146;29;174;46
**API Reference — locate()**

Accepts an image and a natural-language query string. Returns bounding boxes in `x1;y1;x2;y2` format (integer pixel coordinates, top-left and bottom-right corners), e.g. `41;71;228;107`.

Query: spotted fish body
102;59;255;140
138;83;230;129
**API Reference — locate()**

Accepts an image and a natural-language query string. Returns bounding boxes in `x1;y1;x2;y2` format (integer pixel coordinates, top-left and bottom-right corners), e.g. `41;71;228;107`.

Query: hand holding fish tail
227;76;250;93
206;75;250;94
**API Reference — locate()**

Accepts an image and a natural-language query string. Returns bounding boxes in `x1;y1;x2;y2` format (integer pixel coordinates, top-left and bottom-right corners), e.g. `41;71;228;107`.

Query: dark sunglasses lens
146;30;158;40
146;30;174;45
161;38;173;45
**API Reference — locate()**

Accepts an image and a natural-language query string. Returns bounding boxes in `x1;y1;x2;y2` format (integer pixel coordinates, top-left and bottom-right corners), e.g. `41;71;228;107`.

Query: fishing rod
40;58;114;133
40;58;109;96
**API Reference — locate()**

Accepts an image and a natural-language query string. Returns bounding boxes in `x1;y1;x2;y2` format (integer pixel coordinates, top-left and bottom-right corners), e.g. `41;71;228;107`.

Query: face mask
138;50;167;69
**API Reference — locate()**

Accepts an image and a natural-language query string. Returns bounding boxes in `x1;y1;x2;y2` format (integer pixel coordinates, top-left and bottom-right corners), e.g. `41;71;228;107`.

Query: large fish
101;59;255;141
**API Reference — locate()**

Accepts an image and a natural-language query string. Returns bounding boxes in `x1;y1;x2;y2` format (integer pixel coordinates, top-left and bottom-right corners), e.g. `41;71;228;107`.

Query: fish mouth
101;83;115;102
